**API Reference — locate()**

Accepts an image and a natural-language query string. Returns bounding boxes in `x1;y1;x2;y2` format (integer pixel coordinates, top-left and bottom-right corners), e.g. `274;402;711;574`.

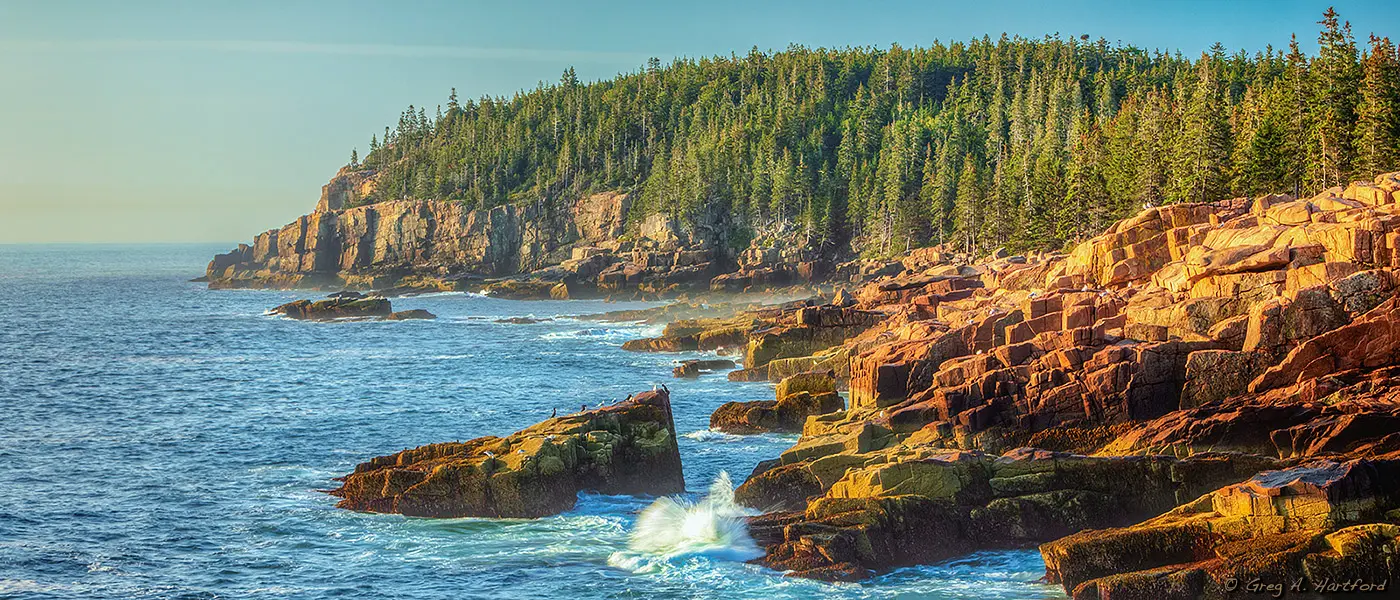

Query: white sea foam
608;472;763;573
681;429;745;443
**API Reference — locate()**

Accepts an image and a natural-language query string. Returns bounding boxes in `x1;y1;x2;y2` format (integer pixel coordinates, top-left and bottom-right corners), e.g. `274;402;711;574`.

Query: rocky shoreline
243;170;1400;595
610;171;1400;594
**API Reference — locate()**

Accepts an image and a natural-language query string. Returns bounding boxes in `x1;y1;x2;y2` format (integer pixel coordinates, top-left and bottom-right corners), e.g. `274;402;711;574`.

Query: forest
353;8;1399;258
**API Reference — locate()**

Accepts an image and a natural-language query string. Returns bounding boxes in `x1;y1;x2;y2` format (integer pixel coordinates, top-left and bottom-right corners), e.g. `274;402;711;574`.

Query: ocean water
0;244;1066;600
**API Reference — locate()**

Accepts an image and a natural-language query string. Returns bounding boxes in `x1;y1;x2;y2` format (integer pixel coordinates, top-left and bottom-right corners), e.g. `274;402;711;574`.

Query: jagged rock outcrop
710;371;845;434
329;389;684;518
210;196;605;290
268;295;439;321
623;313;763;353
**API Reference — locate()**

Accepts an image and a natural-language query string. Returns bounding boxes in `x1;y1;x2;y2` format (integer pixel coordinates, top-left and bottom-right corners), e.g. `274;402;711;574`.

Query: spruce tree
953;155;984;254
1064;111;1109;242
1309;8;1361;189
1355;35;1400;178
1171;57;1231;203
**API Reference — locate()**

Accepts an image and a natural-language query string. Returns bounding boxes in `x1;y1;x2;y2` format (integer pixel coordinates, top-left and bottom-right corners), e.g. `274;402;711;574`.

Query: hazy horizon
4;0;1398;244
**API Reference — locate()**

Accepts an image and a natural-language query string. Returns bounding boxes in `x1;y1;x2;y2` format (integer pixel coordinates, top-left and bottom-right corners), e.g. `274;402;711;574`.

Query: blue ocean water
0;244;1066;600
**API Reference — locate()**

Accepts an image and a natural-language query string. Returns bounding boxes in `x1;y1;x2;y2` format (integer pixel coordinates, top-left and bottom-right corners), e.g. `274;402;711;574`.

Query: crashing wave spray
608;471;764;572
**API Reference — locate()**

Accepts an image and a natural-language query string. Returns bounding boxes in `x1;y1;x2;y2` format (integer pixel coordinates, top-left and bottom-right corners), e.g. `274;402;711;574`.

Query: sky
2;0;1398;244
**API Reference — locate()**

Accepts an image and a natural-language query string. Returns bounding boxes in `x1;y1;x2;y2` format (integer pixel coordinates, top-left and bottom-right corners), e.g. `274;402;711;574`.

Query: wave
681;429;749;444
683;429;802;445
398;290;480;299
608;472;763;573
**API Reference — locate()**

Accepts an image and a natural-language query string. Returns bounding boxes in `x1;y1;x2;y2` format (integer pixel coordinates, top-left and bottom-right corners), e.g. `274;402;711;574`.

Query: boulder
483;279;558;300
383;309;437;320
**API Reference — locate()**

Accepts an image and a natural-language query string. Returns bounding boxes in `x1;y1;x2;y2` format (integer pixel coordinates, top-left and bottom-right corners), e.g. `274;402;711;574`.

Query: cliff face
207;167;633;290
206;168;879;296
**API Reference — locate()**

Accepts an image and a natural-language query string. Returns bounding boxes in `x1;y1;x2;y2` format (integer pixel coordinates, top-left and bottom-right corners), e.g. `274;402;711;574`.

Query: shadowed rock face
329;390;684;518
744;448;1279;581
1040;459;1400;600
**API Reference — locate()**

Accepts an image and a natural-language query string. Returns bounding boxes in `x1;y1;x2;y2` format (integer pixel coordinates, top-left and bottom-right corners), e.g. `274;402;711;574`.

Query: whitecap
681;429;745;443
607;472;763;573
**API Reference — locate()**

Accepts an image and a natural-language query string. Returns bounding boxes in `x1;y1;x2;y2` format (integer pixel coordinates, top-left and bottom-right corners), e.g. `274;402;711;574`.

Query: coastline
247;170;1400;598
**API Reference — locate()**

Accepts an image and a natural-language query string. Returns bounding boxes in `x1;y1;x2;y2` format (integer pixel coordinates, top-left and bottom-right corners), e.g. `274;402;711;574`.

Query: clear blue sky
2;0;1397;243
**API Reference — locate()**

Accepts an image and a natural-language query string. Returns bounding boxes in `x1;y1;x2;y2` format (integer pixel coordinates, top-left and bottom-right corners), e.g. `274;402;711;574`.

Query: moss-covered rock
330;389;684;518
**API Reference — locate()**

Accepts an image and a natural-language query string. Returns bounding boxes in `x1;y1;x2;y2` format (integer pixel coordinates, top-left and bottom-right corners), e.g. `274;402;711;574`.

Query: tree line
352;8;1398;257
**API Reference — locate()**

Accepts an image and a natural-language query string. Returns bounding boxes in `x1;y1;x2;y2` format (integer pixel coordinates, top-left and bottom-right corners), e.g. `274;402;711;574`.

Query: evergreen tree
1309;7;1361;188
1064;111;1109;242
339;9;1395;256
953;154;984;253
1355;35;1400;178
1171;57;1231;203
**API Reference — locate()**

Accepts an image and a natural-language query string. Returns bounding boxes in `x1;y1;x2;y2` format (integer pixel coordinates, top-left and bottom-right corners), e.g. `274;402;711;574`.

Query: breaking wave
608;472;763;572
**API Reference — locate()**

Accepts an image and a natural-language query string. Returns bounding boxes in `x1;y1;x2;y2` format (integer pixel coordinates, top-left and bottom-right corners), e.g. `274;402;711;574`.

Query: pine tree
917;145;941;245
1281;36;1312;196
1136;90;1170;207
350;148;359;168
1102;95;1142;217
1234;85;1289;196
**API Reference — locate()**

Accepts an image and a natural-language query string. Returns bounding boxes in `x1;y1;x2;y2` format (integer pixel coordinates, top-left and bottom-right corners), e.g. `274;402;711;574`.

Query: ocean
0;244;1065;600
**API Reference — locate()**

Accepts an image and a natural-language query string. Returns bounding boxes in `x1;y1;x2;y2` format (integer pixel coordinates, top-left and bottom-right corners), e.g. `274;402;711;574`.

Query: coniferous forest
354;9;1399;258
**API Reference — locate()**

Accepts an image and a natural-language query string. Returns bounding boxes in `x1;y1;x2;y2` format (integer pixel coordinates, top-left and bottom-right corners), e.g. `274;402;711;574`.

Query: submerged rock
384;309;436;320
330;389;685;518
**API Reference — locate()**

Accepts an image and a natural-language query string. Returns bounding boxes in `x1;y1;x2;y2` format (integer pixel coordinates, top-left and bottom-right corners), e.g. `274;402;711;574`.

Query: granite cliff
205;168;867;298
